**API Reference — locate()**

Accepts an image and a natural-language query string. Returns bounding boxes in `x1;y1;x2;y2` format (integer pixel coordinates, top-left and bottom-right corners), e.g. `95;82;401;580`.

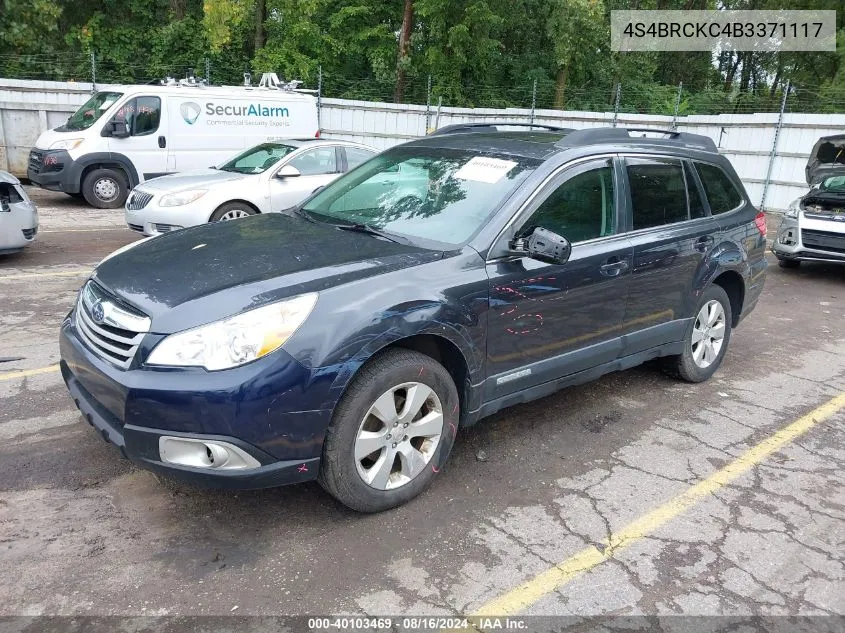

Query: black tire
81;168;129;209
318;349;459;513
663;285;733;383
777;257;801;269
209;202;257;223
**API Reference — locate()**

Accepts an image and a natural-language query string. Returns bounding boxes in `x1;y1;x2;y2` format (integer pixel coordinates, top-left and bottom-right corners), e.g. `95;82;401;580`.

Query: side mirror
104;119;130;138
275;165;301;179
511;227;571;265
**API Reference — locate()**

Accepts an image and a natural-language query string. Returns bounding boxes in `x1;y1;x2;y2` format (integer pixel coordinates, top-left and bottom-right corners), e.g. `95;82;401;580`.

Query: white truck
28;79;319;208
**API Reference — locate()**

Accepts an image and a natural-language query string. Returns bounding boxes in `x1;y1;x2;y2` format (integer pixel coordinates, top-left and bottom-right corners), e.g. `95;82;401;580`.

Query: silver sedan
0;172;38;255
125;139;377;236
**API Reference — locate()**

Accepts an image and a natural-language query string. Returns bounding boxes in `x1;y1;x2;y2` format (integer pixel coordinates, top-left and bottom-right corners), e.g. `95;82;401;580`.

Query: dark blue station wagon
60;126;767;512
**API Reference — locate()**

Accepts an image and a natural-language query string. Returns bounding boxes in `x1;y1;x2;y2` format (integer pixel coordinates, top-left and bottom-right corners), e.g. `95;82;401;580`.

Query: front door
620;157;719;354
485;158;633;399
269;146;342;212
107;95;169;181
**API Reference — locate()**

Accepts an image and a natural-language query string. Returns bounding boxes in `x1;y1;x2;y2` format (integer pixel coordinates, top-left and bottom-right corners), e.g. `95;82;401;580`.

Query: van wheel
210;203;257;223
318;349;459;512
82;168;128;209
663;285;732;383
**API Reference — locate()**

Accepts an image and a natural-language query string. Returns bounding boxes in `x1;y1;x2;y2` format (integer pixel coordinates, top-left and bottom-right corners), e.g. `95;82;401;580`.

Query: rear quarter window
695;162;744;215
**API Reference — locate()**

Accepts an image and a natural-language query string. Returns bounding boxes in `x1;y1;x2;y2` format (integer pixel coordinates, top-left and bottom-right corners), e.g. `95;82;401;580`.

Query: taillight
754;211;766;236
315;130;320;138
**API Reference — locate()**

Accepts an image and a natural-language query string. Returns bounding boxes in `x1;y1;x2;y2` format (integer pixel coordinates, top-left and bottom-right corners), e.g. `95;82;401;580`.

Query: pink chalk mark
297;464;308;473
449;421;457;437
431;465;440;473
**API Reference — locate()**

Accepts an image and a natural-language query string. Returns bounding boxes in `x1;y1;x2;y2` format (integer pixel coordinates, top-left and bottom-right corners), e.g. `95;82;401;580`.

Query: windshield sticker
454;157;518;184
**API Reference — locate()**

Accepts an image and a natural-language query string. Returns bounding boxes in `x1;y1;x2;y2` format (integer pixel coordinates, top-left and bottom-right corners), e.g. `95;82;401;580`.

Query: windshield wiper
335;222;410;244
289;205;317;223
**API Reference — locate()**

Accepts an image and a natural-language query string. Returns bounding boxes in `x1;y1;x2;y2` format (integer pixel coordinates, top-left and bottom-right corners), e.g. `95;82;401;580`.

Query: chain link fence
2;53;845;116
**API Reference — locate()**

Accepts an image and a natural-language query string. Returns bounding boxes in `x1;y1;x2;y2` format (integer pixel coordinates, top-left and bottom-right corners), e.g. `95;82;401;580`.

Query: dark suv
59;126;767;512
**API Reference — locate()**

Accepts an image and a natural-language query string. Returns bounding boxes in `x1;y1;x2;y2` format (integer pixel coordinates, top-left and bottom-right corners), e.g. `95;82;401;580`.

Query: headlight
159;189;207;207
49;138;84;150
146;293;318;371
785;198;802;219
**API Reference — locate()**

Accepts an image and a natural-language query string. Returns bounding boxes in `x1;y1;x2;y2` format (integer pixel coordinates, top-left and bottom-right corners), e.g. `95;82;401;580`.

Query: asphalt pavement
0;188;843;628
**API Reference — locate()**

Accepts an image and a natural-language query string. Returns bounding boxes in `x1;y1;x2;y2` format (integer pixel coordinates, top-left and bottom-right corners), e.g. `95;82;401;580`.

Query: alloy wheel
354;382;444;490
219;209;251;221
691;299;726;368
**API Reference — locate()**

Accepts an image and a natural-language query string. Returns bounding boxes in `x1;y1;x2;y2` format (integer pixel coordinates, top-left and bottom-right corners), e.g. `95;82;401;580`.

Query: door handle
694;235;714;252
158;135;166;148
600;258;629;277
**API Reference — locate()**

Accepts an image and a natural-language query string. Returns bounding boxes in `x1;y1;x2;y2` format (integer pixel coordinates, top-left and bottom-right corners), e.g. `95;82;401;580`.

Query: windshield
302;147;539;248
64;92;123;132
219;143;297;174
820;175;845;192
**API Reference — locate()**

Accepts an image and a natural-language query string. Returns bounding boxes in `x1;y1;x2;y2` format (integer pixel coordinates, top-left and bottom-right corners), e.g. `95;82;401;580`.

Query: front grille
74;282;150;370
21;227;37;240
127;191;153;210
28;150;43;174
801;229;845;254
127;223;144;233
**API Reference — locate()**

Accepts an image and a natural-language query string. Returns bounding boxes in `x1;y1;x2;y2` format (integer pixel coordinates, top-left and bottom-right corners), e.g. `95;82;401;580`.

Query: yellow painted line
0;364;60;381
472;392;845;618
0;270;91;281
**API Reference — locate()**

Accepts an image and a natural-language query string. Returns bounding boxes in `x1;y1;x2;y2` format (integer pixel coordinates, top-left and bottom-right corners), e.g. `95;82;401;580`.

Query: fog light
778;229;796;246
158;436;261;470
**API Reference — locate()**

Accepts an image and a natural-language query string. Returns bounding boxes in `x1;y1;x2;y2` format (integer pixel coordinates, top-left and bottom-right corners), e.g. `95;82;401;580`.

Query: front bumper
28;149;77;193
772;214;845;263
125;190;213;237
0;201;38;254
60;315;331;489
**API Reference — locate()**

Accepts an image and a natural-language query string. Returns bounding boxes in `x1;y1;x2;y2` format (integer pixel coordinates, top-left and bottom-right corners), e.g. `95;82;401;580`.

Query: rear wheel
209;202;257;223
777;257;801;269
82;168;128;209
663;285;732;383
319;349;459;512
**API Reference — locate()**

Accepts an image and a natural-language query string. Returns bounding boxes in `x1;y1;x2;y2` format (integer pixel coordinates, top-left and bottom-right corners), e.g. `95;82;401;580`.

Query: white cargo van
28;81;319;208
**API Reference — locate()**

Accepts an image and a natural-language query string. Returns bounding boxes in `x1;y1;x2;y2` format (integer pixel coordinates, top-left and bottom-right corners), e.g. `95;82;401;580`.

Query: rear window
626;158;688;230
695;162;744;214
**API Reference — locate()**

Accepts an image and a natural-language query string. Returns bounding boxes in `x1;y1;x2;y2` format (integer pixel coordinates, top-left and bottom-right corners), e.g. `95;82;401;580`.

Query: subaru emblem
91;301;105;324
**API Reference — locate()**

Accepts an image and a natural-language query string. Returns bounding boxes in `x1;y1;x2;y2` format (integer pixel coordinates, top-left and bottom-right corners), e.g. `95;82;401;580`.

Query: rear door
107;95;169;181
269;145;342;211
620;156;718;354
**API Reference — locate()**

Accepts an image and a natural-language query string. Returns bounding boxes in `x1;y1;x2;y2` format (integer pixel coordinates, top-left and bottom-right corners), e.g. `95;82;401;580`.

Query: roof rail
557;127;717;152
430;122;574;136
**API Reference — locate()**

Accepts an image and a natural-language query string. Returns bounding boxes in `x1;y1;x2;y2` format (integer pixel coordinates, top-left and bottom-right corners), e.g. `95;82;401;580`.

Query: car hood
139;169;249;192
806;134;845;185
92;214;441;333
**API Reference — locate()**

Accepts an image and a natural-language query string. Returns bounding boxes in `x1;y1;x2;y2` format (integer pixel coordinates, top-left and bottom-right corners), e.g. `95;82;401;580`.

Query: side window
345;147;376;171
684;162;706;219
521;160;615;243
289;147;338;176
695;162;744;214
626;158;688;230
116;97;161;136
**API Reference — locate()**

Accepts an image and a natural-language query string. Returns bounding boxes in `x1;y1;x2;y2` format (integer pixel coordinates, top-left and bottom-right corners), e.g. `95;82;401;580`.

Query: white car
124;139;377;236
0;172;38;255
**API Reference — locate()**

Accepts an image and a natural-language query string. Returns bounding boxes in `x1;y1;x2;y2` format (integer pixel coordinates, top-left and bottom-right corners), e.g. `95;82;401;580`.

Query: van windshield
63;92;123;132
219;143;298;174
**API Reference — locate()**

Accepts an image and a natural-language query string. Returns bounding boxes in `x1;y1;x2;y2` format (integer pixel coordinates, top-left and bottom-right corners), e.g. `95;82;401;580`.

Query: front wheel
82;168;128;209
663;285;733;383
209;202;257;223
319;349;459;512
